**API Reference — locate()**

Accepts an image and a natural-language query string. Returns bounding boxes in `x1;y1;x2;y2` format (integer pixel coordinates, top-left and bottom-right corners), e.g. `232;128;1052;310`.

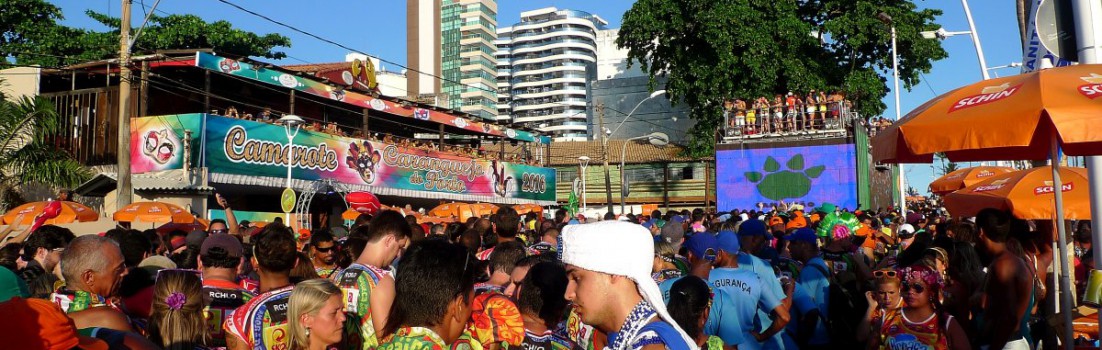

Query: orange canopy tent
928;166;1016;195
871;64;1102;163
113;202;199;224
510;204;544;215
942;166;1092;220
428;203;498;222
2;201;99;225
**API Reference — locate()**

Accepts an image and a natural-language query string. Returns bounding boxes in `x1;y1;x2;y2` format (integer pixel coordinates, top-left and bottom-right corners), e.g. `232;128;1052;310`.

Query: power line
210;0;501;96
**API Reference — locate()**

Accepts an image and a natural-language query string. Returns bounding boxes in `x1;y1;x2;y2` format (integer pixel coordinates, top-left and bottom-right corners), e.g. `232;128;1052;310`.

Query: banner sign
715;144;859;211
132;114;556;202
207;209;298;227
1021;0;1075;73
130;114;203;173
194;52;550;144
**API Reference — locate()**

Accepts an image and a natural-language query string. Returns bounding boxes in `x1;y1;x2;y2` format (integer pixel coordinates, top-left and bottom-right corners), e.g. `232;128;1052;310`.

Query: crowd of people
723;91;852;135
0;200;1091;350
217;106;540;165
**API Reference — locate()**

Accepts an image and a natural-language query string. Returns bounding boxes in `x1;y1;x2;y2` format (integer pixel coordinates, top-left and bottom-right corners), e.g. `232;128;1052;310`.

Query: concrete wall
0;66;41;101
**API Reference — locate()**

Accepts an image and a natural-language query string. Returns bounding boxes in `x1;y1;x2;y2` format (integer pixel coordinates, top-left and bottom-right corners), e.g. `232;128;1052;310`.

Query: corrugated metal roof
546;140;705;166
74;173;215;197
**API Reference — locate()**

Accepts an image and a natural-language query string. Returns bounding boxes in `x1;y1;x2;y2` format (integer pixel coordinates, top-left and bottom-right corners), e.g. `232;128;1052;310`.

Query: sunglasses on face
902;283;926;294
209;229;228;234
873;269;898;278
314;246;336;253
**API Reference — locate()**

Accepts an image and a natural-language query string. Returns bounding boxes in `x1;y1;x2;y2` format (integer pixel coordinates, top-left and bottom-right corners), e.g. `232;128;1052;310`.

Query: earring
305;328;310;337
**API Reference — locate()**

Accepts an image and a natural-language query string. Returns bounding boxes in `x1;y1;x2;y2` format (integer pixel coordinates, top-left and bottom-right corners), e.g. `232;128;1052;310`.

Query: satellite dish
1035;0;1078;61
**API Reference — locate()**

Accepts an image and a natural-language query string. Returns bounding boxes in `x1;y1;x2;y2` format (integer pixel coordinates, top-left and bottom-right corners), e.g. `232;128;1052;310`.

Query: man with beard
975;209;1032;350
310;230;339;278
19;225;74;286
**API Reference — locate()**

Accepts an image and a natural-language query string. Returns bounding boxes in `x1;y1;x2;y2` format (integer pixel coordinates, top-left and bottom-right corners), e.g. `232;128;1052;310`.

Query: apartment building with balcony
495;7;606;141
408;0;498;120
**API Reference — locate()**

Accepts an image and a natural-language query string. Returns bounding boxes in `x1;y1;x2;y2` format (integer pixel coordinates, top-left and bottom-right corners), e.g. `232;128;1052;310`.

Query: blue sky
49;0;1025;194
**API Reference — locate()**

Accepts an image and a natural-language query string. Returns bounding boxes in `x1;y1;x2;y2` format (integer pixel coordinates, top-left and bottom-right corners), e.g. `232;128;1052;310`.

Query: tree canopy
617;0;947;156
2;0;291;67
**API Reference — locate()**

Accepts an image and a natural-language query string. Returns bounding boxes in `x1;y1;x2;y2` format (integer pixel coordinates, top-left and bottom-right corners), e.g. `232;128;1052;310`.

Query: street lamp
578;156;590;215
877;11;907;213
620;132;669;213
985;62;1022;78
602;89;667;215
279;114;304;223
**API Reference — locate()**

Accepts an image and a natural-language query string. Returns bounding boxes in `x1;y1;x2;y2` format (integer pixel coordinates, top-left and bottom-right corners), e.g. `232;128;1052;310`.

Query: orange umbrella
428;203;498;222
341;208;361;221
872;64;1102;163
2;201;99;225
511;204;544;215
156;219;210;234
428;203;464;218
928;166;1016;195
113;202;198;224
943;166;1092;220
469;203;499;217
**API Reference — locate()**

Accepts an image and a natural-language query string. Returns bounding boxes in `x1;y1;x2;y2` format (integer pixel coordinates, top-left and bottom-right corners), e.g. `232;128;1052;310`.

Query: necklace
607;301;657;350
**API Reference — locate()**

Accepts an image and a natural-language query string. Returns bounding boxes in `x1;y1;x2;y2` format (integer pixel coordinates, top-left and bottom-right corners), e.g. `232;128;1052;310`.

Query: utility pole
116;0;133;210
597;103;613;216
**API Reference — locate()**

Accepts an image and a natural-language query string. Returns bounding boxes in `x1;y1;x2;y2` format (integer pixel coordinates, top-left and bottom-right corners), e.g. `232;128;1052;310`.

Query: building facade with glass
495;7;607;141
441;0;499;120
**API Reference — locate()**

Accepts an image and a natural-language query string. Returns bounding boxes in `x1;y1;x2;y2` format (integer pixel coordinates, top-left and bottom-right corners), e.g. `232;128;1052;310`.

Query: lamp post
877;12;906;213
985;62;1022;78
279;114;304;224
578;156;590;215
602;90;667;216
621;132;669;214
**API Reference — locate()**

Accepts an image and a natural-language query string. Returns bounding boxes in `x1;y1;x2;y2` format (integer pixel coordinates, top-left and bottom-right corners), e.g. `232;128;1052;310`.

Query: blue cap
684;233;718;261
671;215;686;223
716;230;741;253
787;228;818;245
738;219;769;237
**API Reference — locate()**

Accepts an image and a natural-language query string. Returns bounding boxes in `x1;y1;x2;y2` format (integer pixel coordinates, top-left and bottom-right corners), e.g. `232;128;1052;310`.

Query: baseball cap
138;255;177;270
787;228;819;245
201;233;245;258
815;203;837;214
738;219;769;237
0;297;108;350
906;212;925;225
684;233;719;262
185;229;208;248
716;230;741;253
898;224;916;236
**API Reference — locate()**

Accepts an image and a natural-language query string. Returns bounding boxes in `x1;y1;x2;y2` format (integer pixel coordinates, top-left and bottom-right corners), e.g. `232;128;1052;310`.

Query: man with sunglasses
19;224;74;286
199;233;254;349
309;230;338;279
335;210;411;350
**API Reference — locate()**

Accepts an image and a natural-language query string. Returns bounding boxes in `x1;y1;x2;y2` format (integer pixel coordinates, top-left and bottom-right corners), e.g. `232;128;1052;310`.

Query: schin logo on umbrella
948;83;1022;113
972;178;1010;192
1077;73;1102;99
977;170;995;178
1034;181;1073;195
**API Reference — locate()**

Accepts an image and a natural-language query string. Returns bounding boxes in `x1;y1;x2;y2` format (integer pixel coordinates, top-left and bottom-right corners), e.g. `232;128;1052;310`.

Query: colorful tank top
335;263;390;350
879;311;949;350
510;329;577;350
52;288;114;313
380;326;447;350
223;285;293;350
565;306;598;350
463;290;525;349
315;266;338;279
203;282;256;349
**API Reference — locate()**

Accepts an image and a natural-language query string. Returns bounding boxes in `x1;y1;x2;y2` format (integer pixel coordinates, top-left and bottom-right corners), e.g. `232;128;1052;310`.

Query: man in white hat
561;221;697;350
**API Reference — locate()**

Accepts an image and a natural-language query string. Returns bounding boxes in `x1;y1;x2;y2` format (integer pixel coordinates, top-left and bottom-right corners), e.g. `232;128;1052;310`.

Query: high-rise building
496;8;607;141
407;0;498;120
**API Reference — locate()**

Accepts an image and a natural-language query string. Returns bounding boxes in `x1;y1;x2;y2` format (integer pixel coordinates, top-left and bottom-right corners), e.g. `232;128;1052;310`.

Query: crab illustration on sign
745;154;825;201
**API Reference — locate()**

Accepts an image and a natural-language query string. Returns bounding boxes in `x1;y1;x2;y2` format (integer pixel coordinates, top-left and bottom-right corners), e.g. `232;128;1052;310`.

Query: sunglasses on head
873;269;898;278
902;283;926;294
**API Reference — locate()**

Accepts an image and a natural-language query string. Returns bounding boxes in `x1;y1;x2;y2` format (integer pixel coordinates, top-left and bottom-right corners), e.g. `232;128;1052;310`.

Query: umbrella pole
1050;139;1074;350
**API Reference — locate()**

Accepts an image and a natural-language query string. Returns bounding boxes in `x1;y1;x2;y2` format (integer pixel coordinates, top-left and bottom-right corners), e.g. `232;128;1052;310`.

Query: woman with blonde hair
288;279;345;350
149;270;208;350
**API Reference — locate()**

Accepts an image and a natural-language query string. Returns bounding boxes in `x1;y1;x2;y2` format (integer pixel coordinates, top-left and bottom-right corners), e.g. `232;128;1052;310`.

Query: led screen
716;144;858;211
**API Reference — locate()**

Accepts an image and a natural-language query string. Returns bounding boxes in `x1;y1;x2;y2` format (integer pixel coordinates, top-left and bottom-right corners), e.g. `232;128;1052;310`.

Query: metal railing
719;100;858;142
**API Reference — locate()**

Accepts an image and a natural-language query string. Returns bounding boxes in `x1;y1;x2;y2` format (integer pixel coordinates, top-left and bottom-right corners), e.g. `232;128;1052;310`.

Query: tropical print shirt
334;263;391;350
381;326;448;350
452;290;524;350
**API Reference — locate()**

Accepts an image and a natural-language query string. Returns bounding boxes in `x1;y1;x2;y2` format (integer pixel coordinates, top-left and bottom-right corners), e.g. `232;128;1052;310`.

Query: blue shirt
738;252;787;350
708;267;782;350
797;256;831;345
782;283;818;350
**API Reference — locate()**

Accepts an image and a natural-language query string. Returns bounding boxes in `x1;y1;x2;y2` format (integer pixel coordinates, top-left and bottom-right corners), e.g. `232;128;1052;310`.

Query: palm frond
0;142;91;189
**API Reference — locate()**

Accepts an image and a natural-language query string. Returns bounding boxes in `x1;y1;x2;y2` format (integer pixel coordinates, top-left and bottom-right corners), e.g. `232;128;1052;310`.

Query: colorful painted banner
715;144;859;211
130;115;203;173
132;114;556;202
194;52;550;144
207;209;299;227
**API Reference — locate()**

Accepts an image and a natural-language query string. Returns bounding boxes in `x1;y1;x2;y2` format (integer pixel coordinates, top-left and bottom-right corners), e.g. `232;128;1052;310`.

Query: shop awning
74;172;215;197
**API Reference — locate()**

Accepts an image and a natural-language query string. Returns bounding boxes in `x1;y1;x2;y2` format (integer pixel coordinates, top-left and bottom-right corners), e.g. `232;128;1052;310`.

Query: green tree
617;0;947;156
935;152;959;176
0;92;91;209
2;0;290;67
